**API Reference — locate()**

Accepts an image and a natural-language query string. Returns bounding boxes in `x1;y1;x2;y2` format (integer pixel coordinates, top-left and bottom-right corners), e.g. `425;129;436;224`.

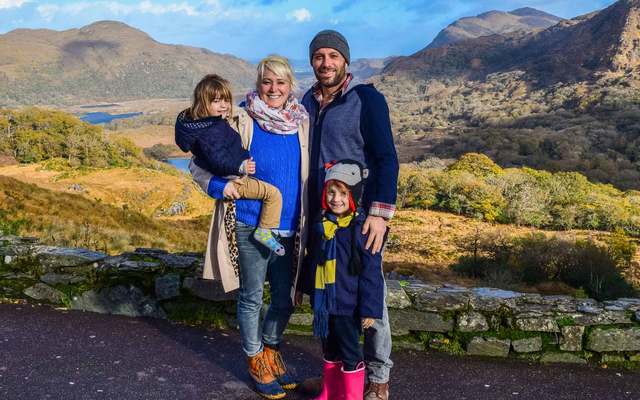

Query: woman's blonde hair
256;55;296;90
188;74;233;120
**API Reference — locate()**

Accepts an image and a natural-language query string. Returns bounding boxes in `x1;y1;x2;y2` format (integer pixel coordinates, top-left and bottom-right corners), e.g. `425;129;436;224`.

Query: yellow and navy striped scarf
313;212;354;338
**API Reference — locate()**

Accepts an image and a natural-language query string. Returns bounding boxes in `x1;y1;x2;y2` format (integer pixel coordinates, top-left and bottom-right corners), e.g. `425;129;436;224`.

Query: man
301;29;399;400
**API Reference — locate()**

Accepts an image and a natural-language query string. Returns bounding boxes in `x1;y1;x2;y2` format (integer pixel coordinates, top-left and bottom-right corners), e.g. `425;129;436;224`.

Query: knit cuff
369;202;396;220
238;160;247;175
208;176;229;200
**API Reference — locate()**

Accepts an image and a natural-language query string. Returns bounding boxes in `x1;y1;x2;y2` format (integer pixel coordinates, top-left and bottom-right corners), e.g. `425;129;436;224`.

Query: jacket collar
311;73;353;109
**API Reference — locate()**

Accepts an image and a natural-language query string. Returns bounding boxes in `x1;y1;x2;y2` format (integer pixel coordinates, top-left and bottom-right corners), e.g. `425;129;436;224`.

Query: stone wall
2;235;640;366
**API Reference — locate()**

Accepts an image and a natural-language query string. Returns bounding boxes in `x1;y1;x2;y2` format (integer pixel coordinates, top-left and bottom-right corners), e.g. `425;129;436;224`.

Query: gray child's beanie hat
309;30;350;64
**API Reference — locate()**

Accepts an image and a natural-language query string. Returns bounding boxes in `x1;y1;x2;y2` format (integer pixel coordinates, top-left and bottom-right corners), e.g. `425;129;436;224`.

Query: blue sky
0;0;617;60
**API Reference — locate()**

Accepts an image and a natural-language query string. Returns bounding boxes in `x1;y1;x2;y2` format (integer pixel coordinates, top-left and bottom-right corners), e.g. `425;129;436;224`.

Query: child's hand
246;159;256;175
362;318;375;329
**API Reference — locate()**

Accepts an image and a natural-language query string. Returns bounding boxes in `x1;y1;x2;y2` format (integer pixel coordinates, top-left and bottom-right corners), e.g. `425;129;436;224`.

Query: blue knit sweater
208;120;301;231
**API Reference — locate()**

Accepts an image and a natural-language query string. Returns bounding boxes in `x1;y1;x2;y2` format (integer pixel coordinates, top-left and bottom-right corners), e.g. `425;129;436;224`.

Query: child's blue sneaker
254;228;286;256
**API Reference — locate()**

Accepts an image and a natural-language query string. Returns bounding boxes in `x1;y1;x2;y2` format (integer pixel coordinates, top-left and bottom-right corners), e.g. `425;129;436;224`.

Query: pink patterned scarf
244;91;308;135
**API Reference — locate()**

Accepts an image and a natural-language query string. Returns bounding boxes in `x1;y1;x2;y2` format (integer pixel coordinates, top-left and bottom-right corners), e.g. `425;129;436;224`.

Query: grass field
386;209;640;292
107;125;184;157
0;163;211;219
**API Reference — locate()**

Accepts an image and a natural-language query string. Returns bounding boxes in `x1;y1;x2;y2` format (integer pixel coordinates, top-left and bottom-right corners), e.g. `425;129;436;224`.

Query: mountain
349;57;395;82
0;21;255;106
385;1;639;84
425;7;562;50
375;0;640;190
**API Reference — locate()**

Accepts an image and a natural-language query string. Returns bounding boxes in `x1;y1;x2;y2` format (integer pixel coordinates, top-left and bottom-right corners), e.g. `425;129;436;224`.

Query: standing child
303;160;385;400
175;74;286;256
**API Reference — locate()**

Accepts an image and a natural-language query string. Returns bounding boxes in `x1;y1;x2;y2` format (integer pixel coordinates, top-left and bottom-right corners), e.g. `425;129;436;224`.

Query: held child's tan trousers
232;176;282;229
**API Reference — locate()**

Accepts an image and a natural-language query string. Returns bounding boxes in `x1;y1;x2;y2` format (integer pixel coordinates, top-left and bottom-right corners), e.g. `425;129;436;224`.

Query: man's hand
362;215;387;254
362;318;375;329
222;181;241;200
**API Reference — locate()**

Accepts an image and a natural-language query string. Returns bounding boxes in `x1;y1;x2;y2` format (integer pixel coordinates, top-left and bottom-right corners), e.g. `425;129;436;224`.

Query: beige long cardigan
190;107;310;299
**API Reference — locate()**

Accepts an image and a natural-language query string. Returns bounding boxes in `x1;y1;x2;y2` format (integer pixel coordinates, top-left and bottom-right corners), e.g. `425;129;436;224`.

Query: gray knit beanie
309;30;350;64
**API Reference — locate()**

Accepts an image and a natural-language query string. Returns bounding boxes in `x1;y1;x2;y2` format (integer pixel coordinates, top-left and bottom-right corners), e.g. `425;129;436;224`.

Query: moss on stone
128;254;161;263
556;316;576;327
419;332;465;356
53;281;95;307
440;310;457;322
102;271;156;294
162;297;229;329
541;333;560;352
295;303;312;314
285;324;314;334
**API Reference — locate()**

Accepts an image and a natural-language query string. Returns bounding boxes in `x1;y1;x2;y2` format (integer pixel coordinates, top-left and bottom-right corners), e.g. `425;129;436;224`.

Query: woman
187;55;309;400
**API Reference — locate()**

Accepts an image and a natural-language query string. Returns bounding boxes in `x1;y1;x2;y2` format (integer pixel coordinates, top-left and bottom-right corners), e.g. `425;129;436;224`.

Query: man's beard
316;65;347;88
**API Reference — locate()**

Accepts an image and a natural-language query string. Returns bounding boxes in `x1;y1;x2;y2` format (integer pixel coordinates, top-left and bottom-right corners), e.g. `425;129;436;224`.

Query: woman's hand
223;181;241;200
362;318;375;329
246;159;256;175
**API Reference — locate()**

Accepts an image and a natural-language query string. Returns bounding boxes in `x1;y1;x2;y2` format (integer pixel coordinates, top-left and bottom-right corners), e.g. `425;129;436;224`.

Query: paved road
1;303;639;400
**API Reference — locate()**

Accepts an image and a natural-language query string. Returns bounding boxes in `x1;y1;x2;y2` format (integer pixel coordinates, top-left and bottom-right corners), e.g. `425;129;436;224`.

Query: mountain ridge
424;7;562;50
385;0;640;85
373;0;640;190
0;20;255;106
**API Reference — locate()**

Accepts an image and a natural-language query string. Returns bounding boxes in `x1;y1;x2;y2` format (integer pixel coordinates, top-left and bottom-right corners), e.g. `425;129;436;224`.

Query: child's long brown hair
188;74;233;120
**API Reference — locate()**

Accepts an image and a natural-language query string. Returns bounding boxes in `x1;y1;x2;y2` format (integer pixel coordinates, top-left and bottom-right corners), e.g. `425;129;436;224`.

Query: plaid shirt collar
312;73;353;110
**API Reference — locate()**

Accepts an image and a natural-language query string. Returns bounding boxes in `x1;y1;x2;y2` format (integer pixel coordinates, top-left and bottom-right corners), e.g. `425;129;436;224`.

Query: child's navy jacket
175;110;250;176
300;212;385;319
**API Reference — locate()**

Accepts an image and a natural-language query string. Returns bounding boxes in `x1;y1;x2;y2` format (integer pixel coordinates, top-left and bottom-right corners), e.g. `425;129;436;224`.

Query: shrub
434;171;506;221
561;240;636;301
143;144;177;162
396;153;640;237
446;152;503;177
453;231;636;300
0;108;152;169
510;234;571;284
490;169;551;227
0;210;29;236
396;165;438;209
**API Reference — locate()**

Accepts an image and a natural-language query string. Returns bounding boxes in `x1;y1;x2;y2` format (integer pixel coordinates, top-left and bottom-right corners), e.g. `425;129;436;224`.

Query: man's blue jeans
364;282;393;384
235;221;295;357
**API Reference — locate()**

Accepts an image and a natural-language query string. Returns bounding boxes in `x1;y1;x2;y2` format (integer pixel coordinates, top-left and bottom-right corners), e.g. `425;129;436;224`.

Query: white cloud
36;4;59;21
36;1;205;19
138;1;198;16
288;8;311;23
0;0;28;9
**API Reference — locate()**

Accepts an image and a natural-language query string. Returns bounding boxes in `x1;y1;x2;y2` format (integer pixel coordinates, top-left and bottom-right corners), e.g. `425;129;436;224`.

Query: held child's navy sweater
301;212;384;319
174;110;250;177
204;121;302;232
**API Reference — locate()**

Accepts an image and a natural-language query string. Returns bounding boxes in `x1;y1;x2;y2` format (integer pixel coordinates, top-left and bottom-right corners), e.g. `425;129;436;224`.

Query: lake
167;158;190;173
80;112;143;124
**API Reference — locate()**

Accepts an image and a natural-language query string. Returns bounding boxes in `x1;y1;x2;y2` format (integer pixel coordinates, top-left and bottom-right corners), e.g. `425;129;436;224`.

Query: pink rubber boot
342;362;366;400
313;359;344;400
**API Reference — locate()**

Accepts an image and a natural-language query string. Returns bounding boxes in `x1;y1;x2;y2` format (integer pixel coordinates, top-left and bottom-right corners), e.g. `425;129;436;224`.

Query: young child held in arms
175;74;285;256
303;160;385;400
